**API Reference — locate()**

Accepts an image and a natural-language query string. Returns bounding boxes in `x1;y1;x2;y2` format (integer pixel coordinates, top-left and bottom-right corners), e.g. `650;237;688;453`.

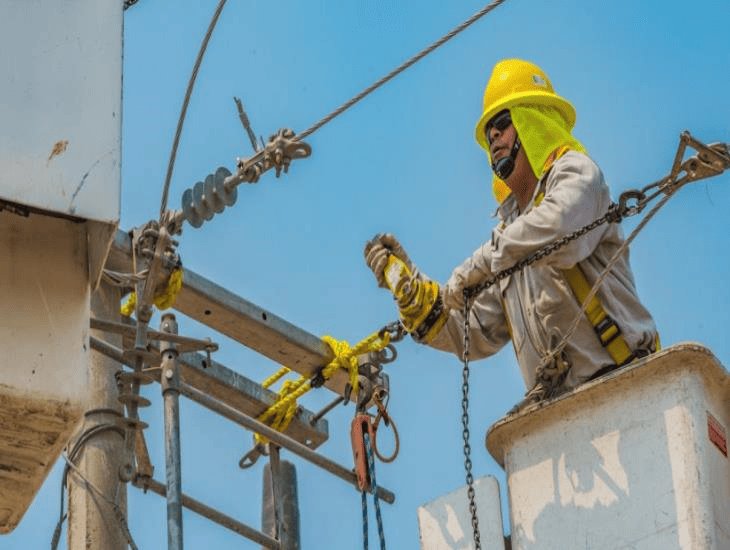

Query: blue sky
6;1;730;548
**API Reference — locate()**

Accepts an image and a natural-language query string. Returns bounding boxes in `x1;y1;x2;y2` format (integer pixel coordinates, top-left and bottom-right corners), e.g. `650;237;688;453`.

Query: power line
160;0;229;219
158;1;508;219
296;0;508;141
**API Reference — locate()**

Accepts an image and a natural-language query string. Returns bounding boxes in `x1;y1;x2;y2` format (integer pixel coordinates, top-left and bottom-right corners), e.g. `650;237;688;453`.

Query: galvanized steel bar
132;477;280;549
160;314;184;550
88;336;329;448
107;230;367;401
180;382;396;504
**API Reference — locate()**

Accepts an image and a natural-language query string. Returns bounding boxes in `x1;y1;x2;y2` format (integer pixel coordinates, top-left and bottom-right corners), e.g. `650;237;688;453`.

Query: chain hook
617;189;647;218
238;443;268;469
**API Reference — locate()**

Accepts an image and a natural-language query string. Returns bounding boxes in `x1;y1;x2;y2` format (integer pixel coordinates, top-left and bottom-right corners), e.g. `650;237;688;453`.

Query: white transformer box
0;0;122;533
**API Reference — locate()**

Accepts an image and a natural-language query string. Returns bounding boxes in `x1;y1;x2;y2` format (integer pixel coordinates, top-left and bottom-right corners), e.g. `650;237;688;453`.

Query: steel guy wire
159;0;229;219
295;0;508;141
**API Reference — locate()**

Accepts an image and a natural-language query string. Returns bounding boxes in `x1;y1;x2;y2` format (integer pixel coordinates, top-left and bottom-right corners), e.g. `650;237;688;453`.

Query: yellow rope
121;268;184;317
253;330;392;446
261;366;291;389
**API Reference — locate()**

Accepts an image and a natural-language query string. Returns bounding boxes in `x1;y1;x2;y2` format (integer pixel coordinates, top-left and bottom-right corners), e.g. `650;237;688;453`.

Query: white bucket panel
417;476;505;550
0;213;90;533
486;344;730;550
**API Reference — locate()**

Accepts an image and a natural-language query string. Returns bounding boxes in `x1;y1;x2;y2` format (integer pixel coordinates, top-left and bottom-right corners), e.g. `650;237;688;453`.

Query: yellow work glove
364;234;448;342
364;233;415;289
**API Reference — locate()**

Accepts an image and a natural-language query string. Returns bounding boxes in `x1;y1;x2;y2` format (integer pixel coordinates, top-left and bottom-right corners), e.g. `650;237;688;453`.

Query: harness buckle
594;315;621;346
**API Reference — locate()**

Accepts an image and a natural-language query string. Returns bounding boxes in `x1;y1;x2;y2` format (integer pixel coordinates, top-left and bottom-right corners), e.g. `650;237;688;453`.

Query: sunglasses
484;110;512;144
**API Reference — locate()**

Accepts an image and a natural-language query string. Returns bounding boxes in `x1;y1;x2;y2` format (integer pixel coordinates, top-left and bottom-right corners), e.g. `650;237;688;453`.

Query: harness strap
562;264;635;366
533;147;640;366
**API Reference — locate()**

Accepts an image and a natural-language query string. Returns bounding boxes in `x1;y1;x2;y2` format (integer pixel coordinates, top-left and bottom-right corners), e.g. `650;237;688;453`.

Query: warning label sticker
707;412;727;458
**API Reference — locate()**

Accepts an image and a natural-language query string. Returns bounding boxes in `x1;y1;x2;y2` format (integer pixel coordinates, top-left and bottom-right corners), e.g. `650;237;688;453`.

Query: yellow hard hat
474;59;576;152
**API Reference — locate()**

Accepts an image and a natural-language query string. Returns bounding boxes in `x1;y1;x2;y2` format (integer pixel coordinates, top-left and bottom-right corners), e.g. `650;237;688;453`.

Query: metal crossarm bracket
107;230;388;404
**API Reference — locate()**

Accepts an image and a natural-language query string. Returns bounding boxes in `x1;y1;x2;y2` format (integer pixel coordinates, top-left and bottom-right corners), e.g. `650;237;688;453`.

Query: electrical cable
296;0;507;141
159;0;229;218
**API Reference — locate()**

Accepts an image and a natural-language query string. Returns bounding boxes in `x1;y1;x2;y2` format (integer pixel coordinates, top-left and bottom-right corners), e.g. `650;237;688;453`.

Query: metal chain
456;184;666;549
466;206;623;301
461;301;482;549
462;133;730;393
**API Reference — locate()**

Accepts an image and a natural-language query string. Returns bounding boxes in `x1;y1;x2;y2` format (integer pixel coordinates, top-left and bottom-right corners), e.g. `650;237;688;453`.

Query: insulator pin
181;166;237;228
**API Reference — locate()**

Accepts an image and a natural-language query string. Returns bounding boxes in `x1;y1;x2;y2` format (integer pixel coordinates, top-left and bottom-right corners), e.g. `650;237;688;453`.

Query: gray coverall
428;151;658;389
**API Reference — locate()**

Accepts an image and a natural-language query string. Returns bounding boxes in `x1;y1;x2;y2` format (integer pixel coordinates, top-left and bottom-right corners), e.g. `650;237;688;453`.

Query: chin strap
492;136;521;180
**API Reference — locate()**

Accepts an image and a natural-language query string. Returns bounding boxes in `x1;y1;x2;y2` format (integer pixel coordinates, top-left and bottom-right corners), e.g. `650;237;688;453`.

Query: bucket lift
418;345;729;549
0;0;122;532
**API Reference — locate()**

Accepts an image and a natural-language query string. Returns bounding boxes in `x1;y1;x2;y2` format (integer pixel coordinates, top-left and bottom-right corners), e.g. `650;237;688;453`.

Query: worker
364;59;659;406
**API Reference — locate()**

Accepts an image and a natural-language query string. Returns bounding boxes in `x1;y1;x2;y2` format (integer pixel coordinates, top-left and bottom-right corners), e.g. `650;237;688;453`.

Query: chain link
466;204;625;300
461;300;482;549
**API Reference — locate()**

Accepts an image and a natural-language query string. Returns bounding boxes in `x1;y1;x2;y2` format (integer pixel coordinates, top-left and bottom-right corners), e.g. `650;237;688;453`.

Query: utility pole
67;282;129;550
262;449;301;550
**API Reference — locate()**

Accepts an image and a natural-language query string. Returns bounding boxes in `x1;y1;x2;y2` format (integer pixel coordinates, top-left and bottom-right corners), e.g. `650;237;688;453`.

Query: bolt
165;369;173;380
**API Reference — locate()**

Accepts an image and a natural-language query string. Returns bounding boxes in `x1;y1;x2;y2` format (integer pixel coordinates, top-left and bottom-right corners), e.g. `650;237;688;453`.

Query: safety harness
530;147;654;367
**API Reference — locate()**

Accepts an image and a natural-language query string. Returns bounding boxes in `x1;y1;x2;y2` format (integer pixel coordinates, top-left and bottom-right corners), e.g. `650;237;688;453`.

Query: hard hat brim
474;91;576;151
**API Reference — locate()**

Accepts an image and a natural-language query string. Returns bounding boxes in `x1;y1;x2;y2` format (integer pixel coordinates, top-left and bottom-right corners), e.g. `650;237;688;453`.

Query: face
485;110;516;163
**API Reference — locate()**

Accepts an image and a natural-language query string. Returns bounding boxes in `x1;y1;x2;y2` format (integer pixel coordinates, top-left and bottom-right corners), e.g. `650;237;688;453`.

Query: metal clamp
659;132;730;196
238;128;312;181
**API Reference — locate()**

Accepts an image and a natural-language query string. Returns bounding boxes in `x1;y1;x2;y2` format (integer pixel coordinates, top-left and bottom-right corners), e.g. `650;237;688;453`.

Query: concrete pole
67;282;128;550
262;448;301;550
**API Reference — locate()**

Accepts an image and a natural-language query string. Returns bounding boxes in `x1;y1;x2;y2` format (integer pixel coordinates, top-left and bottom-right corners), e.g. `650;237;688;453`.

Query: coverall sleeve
491;153;612;273
426;284;510;360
